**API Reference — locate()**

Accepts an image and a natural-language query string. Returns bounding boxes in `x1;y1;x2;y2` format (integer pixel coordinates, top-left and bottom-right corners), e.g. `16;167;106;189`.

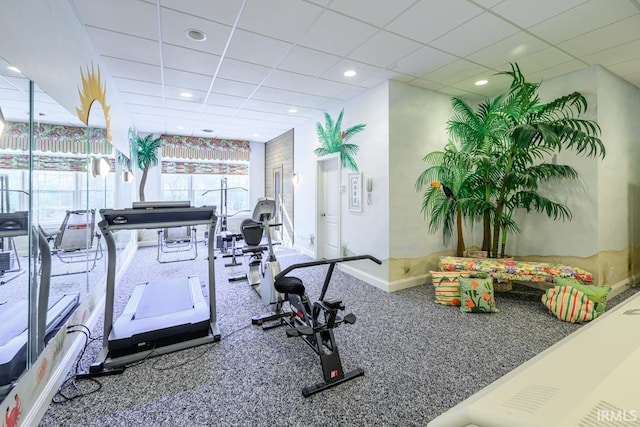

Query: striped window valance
161;135;250;161
162;160;248;175
0;121;112;155
0;153;114;172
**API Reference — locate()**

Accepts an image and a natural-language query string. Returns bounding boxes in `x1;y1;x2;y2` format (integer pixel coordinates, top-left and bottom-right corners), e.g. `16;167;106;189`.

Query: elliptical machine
273;254;381;397
249;198;290;328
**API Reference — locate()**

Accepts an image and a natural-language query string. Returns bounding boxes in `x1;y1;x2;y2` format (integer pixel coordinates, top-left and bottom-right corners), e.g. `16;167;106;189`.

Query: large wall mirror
0;54;128;405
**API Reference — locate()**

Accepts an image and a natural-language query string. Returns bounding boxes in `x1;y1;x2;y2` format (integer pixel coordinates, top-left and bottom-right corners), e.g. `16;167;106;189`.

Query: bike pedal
343;313;356;324
296;325;314;336
285;328;300;337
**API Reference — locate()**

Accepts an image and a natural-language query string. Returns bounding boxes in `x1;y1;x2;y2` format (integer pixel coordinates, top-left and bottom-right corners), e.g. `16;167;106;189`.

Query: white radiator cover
428;290;640;427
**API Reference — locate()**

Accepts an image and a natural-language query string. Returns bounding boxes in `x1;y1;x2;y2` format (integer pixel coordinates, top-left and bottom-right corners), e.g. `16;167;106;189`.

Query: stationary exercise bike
248;198;290;328
273;254;382;397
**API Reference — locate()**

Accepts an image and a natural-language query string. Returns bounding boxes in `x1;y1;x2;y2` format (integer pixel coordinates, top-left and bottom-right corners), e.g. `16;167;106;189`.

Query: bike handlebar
275;254;382;280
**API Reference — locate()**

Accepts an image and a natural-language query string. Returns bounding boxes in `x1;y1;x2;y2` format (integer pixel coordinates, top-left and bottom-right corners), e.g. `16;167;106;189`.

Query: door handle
320;213;326;217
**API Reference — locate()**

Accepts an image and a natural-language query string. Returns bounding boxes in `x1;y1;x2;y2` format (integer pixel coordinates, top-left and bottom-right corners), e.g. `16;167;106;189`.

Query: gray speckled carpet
39;245;640;427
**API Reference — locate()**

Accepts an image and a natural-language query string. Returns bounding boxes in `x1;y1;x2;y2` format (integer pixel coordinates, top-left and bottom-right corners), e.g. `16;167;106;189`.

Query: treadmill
90;202;219;374
0;213;79;399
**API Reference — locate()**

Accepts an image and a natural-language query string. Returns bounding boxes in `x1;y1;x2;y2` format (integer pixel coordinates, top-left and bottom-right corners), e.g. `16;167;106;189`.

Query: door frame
315;154;340;259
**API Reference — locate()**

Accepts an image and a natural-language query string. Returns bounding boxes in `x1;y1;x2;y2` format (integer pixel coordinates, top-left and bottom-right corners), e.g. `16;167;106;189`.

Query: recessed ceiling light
202;129;213;133
176;125;184;130
253;133;260;137
186;29;207;42
180;92;193;98
7;65;20;73
288;108;297;113
475;79;488;86
344;70;357;77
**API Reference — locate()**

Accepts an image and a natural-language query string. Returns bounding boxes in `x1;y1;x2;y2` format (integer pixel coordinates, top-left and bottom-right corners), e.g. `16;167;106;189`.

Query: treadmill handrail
99;205;217;230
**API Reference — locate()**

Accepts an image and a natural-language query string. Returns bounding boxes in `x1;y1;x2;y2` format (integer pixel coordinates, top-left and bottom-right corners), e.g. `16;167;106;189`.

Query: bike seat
274;276;305;295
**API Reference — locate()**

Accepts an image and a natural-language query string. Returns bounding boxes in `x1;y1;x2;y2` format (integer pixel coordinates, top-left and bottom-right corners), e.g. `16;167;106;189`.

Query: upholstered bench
439;256;593;289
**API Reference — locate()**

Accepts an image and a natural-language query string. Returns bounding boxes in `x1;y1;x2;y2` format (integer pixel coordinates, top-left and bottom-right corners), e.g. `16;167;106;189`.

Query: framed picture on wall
348;172;363;212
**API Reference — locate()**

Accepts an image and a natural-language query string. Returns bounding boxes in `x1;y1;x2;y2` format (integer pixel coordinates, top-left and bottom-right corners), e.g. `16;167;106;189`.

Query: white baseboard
608;276;637;299
292;244;314;257
388;274;428;292
339;263;390;292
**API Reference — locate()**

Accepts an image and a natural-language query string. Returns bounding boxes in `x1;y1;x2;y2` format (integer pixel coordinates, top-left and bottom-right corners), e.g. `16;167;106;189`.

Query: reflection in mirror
0;58;31;401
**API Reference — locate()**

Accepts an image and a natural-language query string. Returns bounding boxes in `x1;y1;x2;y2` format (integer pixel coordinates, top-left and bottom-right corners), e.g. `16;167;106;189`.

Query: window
161;173;249;213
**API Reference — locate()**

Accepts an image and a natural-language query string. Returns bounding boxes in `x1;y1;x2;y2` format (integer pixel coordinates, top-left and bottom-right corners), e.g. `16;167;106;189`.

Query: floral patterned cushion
459;277;499;313
439;256;593;285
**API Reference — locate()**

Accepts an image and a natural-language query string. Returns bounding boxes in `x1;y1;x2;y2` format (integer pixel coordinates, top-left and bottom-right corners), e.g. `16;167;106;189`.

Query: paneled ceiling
2;0;640;143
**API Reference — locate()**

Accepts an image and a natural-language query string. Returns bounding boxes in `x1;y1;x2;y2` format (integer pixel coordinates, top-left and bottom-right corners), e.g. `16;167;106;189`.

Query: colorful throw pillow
459;277;499;313
553;277;610;315
430;271;468;306
541;286;598;323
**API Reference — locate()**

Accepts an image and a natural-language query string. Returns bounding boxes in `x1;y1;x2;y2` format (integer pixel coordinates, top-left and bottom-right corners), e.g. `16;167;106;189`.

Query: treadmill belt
0;300;28;346
134;279;194;320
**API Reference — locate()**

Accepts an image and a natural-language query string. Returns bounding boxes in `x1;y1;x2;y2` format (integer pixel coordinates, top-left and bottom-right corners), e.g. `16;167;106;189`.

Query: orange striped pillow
541;286;597;323
431;271;470;306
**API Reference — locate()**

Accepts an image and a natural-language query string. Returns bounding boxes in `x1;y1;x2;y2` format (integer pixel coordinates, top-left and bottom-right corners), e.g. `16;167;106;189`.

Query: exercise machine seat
240;218;263;247
274;276;305;296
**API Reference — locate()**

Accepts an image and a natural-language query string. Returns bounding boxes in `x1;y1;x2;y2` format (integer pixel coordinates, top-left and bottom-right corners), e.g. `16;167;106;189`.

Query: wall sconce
292;172;300;185
90;156;111;178
367;177;373;205
121;170;134;182
0;106;6;137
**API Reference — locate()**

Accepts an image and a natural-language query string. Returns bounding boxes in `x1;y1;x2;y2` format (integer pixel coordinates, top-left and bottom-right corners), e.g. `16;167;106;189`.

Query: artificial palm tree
314;109;366;171
446;95;508;256
415;141;473;257
132;133;162;202
488;63;606;257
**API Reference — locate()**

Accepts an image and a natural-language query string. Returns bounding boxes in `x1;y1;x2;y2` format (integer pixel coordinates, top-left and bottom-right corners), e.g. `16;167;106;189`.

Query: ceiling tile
582;38;640;67
320;59;382;87
72;0;158;38
251;86;295;104
238;0;324;43
329;0;417;28
217;58;272;84
160;8;233;55
163;69;215;92
349;31;423;68
430;12;520;57
160;0;245;26
299;79;353;99
101;57;162;83
299;10;378;56
112;77;163;97
490;0;588;29
421;59;490;85
277;46;341;76
391;46;457;77
557;14;640;58
605;57;640;87
210;78;258;98
86;27;160;65
465;31;550;68
205;93;246;108
225;29;293;68
527;0;638;44
162;44;221;77
262;69;317;91
385;0;483;44
286;91;334;108
502;47;578;75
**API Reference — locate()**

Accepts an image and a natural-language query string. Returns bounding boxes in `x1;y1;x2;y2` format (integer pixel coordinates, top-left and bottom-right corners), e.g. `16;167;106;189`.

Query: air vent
623;309;640;315
577;400;640;427
501;384;560;413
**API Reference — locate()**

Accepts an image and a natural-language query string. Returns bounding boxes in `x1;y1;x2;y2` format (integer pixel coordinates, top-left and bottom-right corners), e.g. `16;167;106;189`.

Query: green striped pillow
431;271;470;306
541;286;597;323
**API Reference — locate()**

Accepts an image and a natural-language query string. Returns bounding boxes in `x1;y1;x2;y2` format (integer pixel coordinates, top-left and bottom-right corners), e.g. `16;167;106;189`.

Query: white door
317;155;340;259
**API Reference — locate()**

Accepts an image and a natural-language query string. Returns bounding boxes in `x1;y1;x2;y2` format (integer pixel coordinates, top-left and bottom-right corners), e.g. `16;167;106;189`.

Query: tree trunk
456;205;466;257
482;211;491;256
139;166;149;202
